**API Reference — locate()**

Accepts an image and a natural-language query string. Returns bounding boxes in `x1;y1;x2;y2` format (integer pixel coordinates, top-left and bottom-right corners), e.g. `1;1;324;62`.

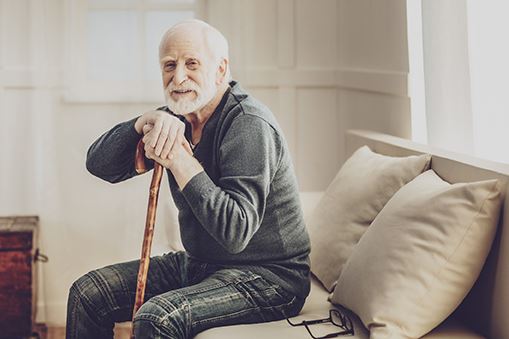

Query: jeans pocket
242;276;299;316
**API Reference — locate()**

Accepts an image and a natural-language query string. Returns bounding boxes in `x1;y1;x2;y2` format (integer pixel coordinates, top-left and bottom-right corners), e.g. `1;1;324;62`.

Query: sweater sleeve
86;117;154;183
181;114;282;254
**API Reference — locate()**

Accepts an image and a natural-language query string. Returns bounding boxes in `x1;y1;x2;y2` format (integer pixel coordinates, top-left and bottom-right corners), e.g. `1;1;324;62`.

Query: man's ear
216;58;228;85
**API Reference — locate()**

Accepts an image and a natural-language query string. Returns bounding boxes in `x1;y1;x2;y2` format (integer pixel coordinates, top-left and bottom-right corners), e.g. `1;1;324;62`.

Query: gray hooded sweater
86;81;311;299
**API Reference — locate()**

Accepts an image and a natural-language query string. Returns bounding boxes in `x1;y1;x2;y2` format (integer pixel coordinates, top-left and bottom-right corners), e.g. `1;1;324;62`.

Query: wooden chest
0;216;39;338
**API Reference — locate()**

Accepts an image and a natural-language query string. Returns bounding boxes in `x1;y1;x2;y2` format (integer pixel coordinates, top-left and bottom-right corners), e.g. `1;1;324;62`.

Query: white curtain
466;0;509;164
421;0;474;155
416;0;509;163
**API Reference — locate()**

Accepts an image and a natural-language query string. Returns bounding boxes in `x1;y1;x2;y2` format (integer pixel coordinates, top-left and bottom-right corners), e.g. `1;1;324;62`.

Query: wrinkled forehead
159;26;211;61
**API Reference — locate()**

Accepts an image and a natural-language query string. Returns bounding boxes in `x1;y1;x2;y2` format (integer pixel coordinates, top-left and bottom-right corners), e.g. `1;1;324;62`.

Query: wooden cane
131;139;164;338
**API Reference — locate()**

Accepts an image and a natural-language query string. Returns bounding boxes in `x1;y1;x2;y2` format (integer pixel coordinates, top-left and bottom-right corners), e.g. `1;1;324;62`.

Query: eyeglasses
286;309;354;339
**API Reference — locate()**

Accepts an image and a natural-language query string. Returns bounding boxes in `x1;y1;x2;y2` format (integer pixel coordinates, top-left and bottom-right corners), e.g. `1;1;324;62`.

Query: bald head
159;19;231;81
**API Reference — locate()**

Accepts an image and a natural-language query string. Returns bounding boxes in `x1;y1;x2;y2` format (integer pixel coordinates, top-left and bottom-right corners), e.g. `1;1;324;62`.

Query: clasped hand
135;110;193;169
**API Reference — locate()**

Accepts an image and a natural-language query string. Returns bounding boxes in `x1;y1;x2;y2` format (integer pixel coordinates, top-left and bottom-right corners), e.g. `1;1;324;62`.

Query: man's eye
187;61;198;69
164;63;176;70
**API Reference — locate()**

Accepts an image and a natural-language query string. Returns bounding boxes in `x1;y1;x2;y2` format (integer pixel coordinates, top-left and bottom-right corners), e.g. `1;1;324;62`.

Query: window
406;1;509;164
65;0;205;103
466;0;509;164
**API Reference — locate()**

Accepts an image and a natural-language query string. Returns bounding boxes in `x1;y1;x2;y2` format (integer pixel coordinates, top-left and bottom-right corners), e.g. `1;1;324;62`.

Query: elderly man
66;19;310;338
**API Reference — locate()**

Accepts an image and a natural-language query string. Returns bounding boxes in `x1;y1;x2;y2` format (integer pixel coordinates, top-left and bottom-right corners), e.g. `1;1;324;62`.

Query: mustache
166;82;200;93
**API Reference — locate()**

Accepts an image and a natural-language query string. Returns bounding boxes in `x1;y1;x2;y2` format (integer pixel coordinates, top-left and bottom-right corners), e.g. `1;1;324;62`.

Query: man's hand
135;110;185;160
144;131;202;189
143;130;193;166
138;112;202;189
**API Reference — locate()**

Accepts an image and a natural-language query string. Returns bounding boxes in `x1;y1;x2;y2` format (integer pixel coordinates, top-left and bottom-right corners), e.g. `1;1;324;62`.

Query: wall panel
339;89;411;139
1;0;30;69
244;0;278;69
296;87;339;190
335;0;411;169
208;0;343;190
247;87;280;118
338;0;408;72
0;89;35;213
295;0;338;69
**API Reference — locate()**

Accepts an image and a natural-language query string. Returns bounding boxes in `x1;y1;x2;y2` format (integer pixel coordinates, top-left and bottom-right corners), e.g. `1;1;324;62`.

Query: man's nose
173;64;188;85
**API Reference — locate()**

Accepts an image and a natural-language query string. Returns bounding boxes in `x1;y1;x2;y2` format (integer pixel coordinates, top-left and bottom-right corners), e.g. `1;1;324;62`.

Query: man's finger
162;123;179;159
144;143;153;157
169;135;193;158
151;118;163;148
160;136;173;160
160;132;174;159
144;148;152;159
142;123;153;135
155;119;169;156
182;137;194;155
142;129;154;145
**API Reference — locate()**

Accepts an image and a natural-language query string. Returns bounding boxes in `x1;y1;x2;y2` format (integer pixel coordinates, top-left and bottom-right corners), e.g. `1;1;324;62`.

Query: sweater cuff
182;171;215;205
124;116;143;143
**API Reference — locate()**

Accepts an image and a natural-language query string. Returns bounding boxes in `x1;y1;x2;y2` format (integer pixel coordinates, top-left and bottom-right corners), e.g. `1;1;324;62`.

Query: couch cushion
307;146;431;291
299;191;324;219
195;276;484;339
194;276;368;339
331;170;502;339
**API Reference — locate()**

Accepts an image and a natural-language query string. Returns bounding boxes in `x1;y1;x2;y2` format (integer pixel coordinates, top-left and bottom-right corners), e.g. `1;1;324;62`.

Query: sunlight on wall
406;0;427;144
86;10;194;82
66;0;199;102
467;1;509;164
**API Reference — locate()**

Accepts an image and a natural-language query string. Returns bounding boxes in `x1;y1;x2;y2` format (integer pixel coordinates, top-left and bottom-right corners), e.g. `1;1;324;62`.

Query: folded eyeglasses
286;309;354;338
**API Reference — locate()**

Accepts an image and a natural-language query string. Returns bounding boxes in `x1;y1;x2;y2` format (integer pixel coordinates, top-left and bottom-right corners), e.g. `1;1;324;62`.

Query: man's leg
66;251;208;339
133;268;305;339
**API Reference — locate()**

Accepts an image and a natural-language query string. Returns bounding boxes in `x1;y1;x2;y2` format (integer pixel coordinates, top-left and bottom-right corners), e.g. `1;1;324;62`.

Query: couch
195;129;509;339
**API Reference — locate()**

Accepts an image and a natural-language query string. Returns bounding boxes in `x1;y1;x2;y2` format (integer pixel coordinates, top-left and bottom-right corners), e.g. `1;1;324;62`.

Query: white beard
164;77;217;115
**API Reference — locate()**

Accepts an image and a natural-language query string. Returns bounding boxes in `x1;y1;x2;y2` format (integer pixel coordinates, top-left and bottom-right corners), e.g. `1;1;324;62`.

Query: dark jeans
66;251;304;339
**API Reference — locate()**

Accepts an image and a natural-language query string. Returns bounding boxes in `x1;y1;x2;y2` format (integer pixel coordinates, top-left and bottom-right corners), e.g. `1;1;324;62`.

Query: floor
44;323;131;339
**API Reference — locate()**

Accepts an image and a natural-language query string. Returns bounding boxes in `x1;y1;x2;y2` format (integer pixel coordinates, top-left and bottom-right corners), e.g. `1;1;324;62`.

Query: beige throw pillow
331;170;503;339
308;146;431;291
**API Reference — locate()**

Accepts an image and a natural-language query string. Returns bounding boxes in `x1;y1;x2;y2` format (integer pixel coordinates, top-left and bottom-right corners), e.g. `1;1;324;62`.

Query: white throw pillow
330;170;503;339
308;146;431;291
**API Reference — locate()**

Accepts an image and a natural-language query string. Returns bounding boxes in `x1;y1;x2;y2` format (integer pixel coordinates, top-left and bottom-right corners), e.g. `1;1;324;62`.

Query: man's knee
68;270;113;323
133;293;190;339
69;272;97;306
